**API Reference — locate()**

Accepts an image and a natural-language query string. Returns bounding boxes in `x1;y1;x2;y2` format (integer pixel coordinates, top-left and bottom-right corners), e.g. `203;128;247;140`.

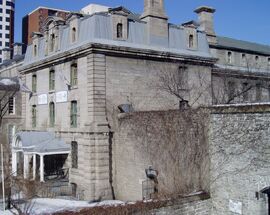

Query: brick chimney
140;0;168;46
194;6;217;44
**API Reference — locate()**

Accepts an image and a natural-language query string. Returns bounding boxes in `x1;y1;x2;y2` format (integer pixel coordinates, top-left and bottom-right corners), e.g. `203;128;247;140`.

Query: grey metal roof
15;131;70;154
216;36;270;55
0;54;25;68
23;12;212;65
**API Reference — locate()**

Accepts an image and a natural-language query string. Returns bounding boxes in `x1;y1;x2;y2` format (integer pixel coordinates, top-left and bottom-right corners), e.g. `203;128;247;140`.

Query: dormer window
33;44;38;57
255;55;259;64
188;34;194;48
227;51;232;64
117;23;123;39
50;33;55;52
72;27;76;43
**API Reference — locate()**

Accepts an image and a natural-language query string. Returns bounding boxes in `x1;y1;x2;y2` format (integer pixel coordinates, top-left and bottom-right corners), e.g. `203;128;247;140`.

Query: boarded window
49;70;55;91
71;141;78;168
70;63;78;87
32;105;37;128
32;74;37;93
8;97;15;114
49;102;55;127
70;101;77;128
117;23;123;38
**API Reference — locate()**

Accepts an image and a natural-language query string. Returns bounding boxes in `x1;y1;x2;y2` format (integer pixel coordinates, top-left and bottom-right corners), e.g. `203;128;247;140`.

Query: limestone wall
209;110;270;215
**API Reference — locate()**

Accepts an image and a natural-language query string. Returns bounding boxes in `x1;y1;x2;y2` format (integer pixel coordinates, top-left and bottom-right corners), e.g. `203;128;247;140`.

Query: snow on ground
1;198;124;215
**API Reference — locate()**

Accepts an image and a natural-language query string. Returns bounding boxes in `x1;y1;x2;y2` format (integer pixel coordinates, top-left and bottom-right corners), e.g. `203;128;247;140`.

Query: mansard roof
23;9;213;66
214;36;270;56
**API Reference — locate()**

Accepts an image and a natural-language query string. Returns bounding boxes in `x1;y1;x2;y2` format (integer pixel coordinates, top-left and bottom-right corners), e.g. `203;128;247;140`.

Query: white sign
229;200;242;214
56;91;68;103
38;94;48;105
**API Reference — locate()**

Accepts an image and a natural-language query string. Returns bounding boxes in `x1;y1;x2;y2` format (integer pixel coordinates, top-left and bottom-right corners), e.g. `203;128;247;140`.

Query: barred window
71;141;78;168
32;105;37;128
8;97;15;114
70;101;77;128
49;69;55;91
49;102;55;127
32;74;37;93
70;63;78;87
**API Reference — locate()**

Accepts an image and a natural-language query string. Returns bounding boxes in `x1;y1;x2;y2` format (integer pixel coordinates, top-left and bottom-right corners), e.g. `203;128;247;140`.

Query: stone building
2;0;270;212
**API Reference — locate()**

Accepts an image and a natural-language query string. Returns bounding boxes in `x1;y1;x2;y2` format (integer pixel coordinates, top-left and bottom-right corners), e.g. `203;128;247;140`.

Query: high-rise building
0;0;15;63
22;7;70;46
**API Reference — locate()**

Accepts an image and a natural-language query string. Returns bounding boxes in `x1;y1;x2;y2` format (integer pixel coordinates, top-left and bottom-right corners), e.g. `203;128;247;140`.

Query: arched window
72;27;76;43
32;74;37;93
70;101;77;128
227;51;232;64
32;105;37;128
50;33;55;52
70;63;78;87
188;34;194;48
71;141;78;168
49;69;55;91
117;23;123;39
49;102;55;127
33;44;37;57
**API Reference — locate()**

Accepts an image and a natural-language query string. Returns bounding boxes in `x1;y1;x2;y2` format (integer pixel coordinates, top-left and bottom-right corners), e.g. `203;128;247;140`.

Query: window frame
32;74;37;93
32;105;37;128
70;100;77;128
49;102;55;127
116;23;123;39
70;63;78;87
49;69;55;91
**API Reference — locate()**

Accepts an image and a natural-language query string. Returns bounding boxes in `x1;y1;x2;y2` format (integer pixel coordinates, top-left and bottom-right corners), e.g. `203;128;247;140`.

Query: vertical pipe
1;144;5;211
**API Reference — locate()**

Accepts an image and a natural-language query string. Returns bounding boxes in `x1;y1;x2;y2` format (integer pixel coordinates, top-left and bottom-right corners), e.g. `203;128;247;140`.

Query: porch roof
14;131;70;154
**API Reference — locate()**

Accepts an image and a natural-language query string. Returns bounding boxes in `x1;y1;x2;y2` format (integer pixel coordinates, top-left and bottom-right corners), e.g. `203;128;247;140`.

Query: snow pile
1;198;124;215
0;79;16;86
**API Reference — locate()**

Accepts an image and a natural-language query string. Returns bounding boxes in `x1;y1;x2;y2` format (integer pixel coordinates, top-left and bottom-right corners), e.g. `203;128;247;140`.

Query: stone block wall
209;108;270;215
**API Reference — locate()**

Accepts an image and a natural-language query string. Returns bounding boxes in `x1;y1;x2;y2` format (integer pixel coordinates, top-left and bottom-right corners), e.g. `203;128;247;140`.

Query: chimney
140;0;168;46
2;48;12;62
13;43;24;56
194;6;216;44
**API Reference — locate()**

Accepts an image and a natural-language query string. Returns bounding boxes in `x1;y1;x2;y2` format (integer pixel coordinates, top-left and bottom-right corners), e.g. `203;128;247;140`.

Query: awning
14;131;70;154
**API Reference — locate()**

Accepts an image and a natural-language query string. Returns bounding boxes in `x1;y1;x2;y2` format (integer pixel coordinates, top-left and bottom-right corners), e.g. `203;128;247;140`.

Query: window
8;97;15;114
71;141;78;168
117;23;123;38
5;26;10;31
227;52;232;64
70;101;77;128
8;124;16;145
70;63;78;87
188;34;194;48
6;9;11;14
5;42;9;47
228;81;235;102
71;27;76;43
268;58;270;66
5;34;9;38
49;69;55;91
32;74;37;93
33;44;37;57
32;105;37;128
0;17;2;21
0;25;2;30
50;33;55;52
255;56;259;63
241;54;246;64
256;83;262;101
49;102;55;127
0;8;3;13
6;1;15;7
242;82;249;101
268;85;270;101
6;17;10;22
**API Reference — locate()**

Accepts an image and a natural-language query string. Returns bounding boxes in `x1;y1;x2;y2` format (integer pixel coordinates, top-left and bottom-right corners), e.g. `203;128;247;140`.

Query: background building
0;0;15;63
22;6;70;46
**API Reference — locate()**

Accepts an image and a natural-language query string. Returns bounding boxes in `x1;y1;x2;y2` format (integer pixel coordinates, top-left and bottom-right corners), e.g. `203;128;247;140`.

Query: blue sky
15;0;270;45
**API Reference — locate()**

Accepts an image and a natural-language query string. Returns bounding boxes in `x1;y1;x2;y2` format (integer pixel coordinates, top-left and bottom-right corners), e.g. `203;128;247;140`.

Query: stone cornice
20;43;217;73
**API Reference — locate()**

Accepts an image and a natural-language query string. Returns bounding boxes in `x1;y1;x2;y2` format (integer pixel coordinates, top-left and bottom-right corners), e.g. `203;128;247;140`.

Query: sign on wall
38;94;48;105
56;91;68;103
229;200;242;214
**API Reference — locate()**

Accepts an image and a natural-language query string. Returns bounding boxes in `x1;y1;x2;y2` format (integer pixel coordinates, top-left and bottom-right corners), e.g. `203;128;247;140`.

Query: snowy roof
23;10;213;65
215;36;270;55
15;131;70;154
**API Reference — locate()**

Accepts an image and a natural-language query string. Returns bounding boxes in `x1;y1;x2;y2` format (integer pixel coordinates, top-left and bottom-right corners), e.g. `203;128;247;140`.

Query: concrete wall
114;109;210;201
209;108;270;215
